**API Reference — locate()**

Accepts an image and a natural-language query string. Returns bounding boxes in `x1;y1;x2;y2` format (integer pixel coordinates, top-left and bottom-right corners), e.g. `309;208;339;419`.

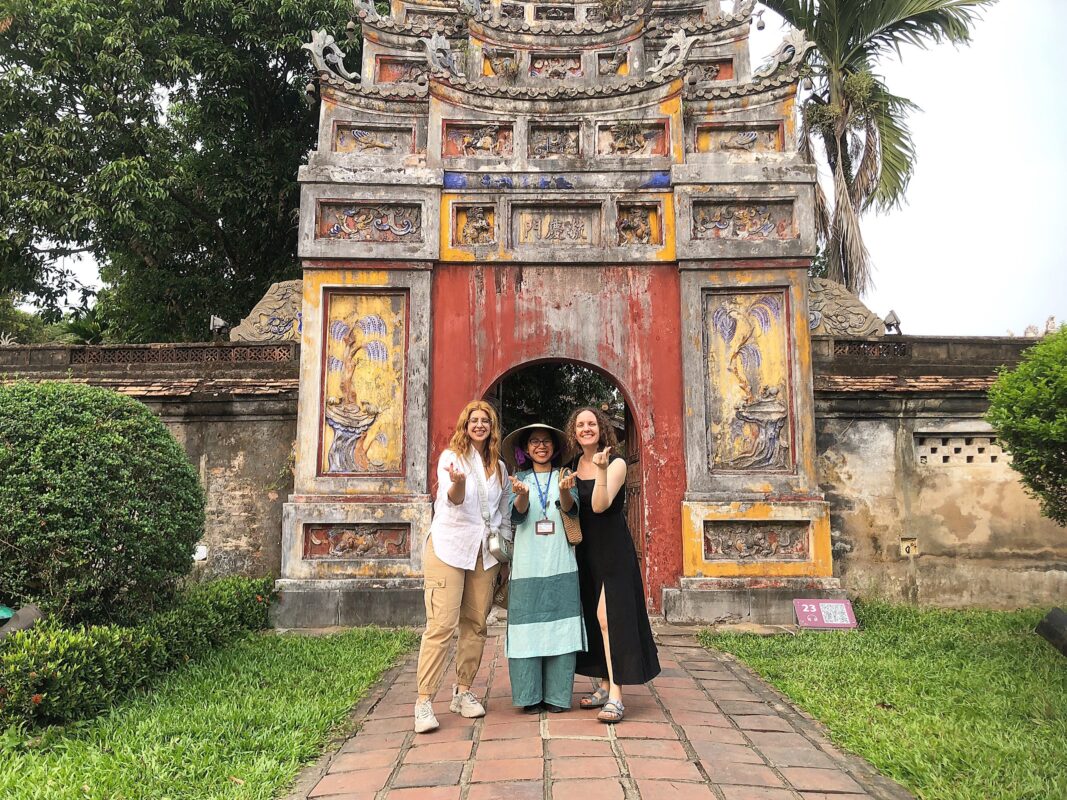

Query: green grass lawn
0;627;418;800
700;603;1067;800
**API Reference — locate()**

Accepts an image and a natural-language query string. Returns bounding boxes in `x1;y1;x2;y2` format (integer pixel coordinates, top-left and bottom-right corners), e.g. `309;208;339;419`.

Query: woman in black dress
565;406;660;722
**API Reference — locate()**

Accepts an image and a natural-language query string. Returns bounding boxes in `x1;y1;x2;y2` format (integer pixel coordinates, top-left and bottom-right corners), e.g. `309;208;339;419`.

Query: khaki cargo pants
416;534;501;697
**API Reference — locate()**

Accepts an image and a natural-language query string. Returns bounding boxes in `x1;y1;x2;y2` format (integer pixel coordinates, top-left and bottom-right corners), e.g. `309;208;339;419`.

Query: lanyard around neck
531;469;553;519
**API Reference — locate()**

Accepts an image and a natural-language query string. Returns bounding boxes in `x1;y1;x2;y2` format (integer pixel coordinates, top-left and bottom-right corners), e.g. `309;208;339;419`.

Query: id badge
535;519;556;536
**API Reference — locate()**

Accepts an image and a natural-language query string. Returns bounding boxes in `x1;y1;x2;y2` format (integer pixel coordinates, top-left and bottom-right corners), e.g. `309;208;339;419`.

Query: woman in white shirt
414;400;511;733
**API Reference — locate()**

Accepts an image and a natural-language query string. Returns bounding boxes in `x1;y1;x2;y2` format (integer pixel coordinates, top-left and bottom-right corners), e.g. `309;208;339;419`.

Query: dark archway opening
485;360;646;578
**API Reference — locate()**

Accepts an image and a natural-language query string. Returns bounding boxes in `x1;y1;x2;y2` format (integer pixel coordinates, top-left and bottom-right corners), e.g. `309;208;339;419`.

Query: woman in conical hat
502;423;586;713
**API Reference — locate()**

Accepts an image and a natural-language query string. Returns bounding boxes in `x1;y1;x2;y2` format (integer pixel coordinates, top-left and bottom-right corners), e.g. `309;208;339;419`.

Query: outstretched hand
558;468;576;491
446;462;467;485
591;446;613;470
509;475;529;497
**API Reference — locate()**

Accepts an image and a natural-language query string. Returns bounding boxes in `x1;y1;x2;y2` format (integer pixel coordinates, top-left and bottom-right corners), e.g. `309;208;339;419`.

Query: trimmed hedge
0;381;205;626
0;577;273;728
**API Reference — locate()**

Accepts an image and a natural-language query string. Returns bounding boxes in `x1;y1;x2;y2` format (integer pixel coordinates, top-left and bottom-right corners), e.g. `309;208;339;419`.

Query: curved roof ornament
421;32;465;78
303;29;360;82
352;0;382;23
753;28;816;80
649;29;700;78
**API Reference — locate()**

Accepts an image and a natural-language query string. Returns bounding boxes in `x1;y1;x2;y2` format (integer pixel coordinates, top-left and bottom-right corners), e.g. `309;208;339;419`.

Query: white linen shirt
428;447;511;571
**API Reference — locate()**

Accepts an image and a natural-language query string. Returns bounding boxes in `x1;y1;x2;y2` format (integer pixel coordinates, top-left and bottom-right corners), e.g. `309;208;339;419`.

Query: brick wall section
2;336;1062;606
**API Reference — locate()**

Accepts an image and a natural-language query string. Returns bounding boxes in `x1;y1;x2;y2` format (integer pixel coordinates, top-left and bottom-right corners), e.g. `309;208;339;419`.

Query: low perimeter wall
1;336;1062;608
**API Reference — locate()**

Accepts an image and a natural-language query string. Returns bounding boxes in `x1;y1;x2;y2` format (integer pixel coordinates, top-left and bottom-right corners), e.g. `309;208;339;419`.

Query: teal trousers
508;652;576;708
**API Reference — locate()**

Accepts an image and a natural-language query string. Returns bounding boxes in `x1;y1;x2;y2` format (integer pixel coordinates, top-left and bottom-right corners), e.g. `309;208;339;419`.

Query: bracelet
595;482;607;487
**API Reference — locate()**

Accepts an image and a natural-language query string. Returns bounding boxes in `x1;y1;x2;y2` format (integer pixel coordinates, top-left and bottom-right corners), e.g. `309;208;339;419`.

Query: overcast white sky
64;1;1065;337
752;0;1067;336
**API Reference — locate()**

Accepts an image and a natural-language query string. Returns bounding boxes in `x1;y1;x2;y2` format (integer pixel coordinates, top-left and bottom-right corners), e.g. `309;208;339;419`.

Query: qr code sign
819;602;850;624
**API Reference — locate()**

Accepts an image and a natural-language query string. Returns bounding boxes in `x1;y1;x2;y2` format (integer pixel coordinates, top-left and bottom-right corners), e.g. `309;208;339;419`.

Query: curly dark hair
564;405;620;459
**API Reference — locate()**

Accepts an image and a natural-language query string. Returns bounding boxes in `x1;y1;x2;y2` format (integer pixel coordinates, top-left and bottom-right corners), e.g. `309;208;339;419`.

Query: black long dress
574;460;660;685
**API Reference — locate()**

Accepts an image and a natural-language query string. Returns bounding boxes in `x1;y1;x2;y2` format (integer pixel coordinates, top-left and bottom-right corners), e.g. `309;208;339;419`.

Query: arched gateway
273;0;843;627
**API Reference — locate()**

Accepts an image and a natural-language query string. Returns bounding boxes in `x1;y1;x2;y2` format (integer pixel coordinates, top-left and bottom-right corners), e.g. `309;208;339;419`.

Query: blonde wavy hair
447;400;502;476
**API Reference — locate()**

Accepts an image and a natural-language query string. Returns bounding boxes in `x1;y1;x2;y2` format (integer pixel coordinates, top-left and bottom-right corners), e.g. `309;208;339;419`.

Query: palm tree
762;0;995;295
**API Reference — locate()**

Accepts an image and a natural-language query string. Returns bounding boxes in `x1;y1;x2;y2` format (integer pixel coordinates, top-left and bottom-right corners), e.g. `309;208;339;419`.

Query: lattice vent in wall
915;435;1009;466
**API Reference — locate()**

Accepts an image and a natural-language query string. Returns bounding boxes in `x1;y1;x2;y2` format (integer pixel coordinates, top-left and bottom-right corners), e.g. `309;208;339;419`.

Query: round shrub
0;381;205;625
987;326;1067;526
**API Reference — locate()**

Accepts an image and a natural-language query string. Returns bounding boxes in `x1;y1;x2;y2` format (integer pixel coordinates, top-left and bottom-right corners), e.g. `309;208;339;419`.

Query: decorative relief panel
616;204;662;245
534;5;576;21
334;124;413;155
303;523;410;559
703;520;809;561
693;202;795;241
530;53;582;78
501;3;525;19
230;280;302;342
317;202;423;242
597;121;669;156
484;49;518;80
598;47;630;76
808;278;885;336
688;58;734;82
320;291;407;475
915;435;1008;466
529;125;580;158
443;123;514;157
406;9;453;27
513;205;600;246
375;56;429;84
704;290;794;471
454;205;496;246
695;123;782;154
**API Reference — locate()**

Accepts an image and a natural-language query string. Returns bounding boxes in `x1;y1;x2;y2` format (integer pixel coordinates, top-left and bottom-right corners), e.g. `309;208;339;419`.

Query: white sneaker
414;699;439;733
449;686;486;718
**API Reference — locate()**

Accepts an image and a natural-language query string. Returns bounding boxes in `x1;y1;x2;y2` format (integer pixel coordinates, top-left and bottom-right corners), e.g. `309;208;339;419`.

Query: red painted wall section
430;264;686;612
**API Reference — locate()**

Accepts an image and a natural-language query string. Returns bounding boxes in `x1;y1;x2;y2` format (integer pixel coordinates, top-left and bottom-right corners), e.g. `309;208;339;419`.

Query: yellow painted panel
320;291;406;475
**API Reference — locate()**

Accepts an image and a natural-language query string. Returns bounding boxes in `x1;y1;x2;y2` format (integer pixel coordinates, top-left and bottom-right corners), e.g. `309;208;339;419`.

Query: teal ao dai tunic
507;468;587;705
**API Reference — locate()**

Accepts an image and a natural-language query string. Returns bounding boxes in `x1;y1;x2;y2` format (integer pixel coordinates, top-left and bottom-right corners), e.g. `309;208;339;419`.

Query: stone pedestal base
663;576;845;625
271;578;425;628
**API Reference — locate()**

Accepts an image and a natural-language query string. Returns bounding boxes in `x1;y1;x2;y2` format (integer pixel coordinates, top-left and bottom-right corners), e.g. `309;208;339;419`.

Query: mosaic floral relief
303;523;410;559
597;121;668;156
703;521;809;561
530;54;582;78
705;291;793;471
443;123;514;157
696;124;781;154
375;57;429;84
334;125;412;154
693;202;794;240
317;203;422;242
455;206;495;245
529;126;579;158
320;292;407;474
616;205;661;245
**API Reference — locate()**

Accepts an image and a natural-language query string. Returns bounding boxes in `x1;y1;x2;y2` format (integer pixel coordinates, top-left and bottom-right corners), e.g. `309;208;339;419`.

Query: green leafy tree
0;294;54;344
764;0;994;294
496;363;624;437
987;327;1067;526
0;0;353;340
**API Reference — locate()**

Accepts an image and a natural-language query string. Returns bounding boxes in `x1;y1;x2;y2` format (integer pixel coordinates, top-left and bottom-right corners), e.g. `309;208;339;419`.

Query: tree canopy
0;0;352;340
987;327;1067;527
764;0;994;294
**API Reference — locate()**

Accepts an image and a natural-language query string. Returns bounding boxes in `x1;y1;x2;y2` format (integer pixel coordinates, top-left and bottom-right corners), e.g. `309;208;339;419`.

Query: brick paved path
286;625;912;800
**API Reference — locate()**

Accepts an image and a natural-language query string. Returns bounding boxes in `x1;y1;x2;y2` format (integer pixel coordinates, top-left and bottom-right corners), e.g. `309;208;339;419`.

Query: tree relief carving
706;291;793;472
321;292;407;475
600;122;667;156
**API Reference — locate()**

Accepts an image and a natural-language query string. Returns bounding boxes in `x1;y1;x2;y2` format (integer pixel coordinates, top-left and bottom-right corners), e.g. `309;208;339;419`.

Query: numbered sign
793;599;857;629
